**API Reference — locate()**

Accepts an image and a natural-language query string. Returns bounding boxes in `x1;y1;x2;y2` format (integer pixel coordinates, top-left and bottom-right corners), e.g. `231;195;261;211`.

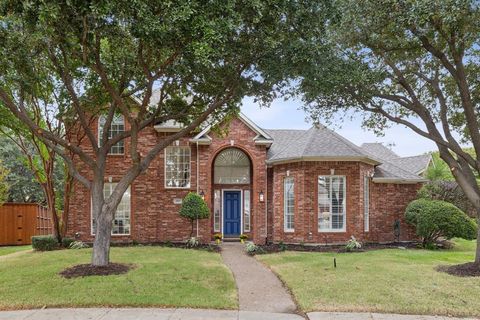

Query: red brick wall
66;117;268;244
66;116;420;245
368;182;421;243
270;161;420;244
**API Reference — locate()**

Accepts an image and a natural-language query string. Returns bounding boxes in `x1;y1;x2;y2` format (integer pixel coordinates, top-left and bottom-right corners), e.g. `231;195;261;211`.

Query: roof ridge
392;154;430;160
315;124;370;157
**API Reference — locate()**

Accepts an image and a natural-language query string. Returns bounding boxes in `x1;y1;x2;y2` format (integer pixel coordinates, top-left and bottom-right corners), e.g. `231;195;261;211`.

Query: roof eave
372;177;428;184
266;156;381;166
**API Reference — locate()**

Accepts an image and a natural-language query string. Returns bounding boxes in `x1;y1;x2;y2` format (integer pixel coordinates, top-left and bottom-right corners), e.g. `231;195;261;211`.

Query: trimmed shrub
417;181;476;218
179;192;210;236
405;199;477;247
61;237;75;248
32;235;59;251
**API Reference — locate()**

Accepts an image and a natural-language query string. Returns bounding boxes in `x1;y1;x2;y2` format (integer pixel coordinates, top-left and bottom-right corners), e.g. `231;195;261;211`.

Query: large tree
0;0;291;266
0;103;68;241
291;0;480;265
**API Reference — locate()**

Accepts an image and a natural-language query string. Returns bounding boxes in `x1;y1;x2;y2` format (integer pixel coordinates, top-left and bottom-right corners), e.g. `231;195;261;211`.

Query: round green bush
179;192;210;236
405;199;477;246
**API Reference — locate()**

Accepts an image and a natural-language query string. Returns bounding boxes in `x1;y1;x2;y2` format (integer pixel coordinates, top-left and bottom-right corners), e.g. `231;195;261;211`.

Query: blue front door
224;191;241;236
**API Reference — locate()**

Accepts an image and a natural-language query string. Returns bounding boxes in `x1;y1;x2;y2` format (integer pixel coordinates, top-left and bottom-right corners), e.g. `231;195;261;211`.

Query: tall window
98;114;125;154
214;148;250;184
213;190;221;232
244;190;251;232
92;183;131;235
284;177;294;232
318;176;346;232
165;146;191;188
364;176;369;232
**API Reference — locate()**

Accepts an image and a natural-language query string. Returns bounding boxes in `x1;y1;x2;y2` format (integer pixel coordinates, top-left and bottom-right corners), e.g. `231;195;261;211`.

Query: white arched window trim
214;148;251;184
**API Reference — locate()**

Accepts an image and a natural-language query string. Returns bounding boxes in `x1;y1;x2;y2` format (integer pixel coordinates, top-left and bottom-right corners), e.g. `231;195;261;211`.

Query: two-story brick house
66;104;430;245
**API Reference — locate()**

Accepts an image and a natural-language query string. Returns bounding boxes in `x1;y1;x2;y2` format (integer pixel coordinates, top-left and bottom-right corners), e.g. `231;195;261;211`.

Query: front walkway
220;242;297;313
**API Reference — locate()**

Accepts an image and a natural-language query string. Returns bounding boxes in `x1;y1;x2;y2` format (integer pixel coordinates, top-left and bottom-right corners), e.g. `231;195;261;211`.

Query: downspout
265;163;268;244
196;141;199;238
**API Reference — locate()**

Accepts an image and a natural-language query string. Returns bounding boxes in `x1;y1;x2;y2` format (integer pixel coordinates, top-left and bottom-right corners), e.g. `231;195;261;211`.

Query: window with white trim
165;146;191;188
92;183;131;235
244;190;251;232
98;114;125;154
213;190;221;232
318;176;346;231
284;177;294;231
364;176;369;232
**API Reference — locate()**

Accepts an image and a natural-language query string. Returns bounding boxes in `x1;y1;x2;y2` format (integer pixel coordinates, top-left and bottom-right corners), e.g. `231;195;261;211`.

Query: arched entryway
212;148;252;238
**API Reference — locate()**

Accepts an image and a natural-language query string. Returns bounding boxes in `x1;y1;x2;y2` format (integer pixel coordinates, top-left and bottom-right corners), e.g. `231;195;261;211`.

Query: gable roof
388;154;432;175
265;126;381;165
359;143;429;183
190;112;274;146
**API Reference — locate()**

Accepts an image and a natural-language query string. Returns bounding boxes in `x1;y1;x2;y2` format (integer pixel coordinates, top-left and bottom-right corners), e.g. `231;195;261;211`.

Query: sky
241;96;438;157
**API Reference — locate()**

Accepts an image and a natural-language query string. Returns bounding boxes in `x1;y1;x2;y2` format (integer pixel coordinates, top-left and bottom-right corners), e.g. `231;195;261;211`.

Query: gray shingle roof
265;126;379;164
265;130;428;183
360;143;399;161
389;155;432;175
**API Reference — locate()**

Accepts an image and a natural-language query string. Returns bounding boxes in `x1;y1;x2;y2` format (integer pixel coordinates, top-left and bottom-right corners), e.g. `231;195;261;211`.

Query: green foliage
345;236;362;252
0;160;9;205
185;237;199;248
0;136;43;203
61;237;74;248
31;235;59;251
179;193;210;221
239;234;248;240
69;241;89;249
245;242;265;256
405;199;477;246
418;181;477;218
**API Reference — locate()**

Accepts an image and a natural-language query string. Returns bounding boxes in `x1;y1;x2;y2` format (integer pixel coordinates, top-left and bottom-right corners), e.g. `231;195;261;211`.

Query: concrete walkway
0;308;305;320
220;242;297;314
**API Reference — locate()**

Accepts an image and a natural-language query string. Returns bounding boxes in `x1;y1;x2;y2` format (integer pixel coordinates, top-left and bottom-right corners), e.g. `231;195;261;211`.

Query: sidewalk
0;308;305;320
307;312;477;320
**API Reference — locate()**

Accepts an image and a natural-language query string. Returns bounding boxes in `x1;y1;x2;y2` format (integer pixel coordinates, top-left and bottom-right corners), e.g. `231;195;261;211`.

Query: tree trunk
476;214;480;265
92;206;114;266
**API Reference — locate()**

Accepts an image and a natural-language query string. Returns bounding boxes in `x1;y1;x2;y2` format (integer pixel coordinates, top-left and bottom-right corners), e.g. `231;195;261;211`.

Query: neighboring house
66;100;431;245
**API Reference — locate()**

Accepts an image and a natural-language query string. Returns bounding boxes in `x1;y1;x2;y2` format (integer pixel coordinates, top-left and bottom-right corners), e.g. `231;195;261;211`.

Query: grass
0;245;31;257
0;246;237;310
257;239;480;317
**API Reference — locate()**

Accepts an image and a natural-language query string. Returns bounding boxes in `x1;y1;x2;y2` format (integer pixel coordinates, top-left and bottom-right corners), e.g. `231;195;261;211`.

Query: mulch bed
59;263;133;279
258;242;419;254
436;263;480;277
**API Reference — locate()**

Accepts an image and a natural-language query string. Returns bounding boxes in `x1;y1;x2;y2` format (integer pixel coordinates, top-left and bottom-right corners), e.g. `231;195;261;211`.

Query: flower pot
240;239;244;244
215;239;221;244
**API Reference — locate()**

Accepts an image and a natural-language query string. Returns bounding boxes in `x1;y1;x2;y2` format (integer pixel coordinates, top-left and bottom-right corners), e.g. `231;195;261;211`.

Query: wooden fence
0;203;52;246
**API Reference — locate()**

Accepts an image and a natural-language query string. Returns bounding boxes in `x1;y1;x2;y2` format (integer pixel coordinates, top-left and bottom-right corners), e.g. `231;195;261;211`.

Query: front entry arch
212;147;252;238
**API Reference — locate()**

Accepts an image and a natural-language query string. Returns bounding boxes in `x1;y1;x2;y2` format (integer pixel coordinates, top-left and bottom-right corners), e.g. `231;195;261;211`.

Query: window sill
284;229;295;233
164;186;192;190
318;229;346;233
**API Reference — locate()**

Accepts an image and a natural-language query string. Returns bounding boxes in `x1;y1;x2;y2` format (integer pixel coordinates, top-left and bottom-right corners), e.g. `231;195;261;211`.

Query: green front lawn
0;246;237;310
0;245;31;257
257;239;480;317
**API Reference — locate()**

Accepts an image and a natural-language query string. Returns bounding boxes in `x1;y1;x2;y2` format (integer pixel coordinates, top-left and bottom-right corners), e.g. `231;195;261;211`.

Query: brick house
66;108;431;245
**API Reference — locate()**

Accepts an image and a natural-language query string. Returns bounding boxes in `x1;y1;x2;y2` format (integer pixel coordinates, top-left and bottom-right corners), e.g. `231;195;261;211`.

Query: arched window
214;148;251;184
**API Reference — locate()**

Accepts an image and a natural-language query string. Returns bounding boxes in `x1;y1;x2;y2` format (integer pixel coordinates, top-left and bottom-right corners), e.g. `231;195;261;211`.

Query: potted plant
239;234;248;244
214;233;222;244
